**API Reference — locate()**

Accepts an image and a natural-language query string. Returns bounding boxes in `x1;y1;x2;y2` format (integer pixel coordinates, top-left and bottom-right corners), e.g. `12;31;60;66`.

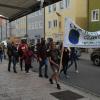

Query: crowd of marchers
0;38;79;90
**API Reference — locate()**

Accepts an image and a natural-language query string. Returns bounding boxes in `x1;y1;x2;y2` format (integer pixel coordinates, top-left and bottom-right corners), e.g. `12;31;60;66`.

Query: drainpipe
1;25;2;41
26;16;28;42
6;20;7;39
44;7;45;39
87;0;89;31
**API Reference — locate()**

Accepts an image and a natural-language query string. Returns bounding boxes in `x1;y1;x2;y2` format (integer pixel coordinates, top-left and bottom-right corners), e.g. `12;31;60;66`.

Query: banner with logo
63;18;100;48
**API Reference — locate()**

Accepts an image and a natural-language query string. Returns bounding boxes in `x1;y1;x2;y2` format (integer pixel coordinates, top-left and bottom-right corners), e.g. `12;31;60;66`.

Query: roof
0;0;61;21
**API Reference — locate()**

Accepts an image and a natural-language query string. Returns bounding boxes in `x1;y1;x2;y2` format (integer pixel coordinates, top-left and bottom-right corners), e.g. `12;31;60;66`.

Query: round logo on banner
68;29;80;44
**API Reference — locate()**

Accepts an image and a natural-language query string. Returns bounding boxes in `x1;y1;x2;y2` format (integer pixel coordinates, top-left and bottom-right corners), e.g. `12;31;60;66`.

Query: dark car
90;49;100;66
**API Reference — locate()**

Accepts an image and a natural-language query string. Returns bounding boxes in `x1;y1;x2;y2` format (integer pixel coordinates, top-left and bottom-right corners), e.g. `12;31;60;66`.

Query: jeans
8;56;17;72
39;59;48;76
20;58;24;71
61;61;69;75
68;58;77;71
0;53;3;62
25;64;31;73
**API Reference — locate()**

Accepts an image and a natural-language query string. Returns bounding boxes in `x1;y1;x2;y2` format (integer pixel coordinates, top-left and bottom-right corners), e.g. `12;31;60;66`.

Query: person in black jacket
38;38;48;78
0;45;3;63
68;47;79;73
7;42;18;73
60;47;70;78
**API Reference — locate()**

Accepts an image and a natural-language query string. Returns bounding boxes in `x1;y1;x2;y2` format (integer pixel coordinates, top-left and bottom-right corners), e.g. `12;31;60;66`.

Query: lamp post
1;25;2;41
6;20;8;39
26;15;28;43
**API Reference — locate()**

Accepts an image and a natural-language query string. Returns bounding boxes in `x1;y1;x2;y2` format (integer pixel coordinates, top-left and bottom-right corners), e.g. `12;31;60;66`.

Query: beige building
45;0;88;42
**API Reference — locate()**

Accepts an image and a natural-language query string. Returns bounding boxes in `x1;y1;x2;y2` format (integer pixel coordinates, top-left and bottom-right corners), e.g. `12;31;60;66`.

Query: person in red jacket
23;47;33;73
18;40;28;71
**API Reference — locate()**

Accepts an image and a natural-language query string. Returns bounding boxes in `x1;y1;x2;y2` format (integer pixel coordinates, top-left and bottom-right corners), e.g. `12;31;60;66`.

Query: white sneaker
65;75;70;79
75;70;79;73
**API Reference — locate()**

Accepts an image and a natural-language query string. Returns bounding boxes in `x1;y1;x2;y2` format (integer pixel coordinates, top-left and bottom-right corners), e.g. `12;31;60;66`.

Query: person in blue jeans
7;42;18;73
68;47;79;73
38;38;48;78
60;47;70;78
0;45;3;63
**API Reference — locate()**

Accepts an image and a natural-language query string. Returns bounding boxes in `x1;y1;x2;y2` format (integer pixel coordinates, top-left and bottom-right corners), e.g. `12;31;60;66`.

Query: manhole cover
51;90;84;100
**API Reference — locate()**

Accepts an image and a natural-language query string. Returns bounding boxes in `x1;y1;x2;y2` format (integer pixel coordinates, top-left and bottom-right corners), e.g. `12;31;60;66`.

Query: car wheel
93;56;100;66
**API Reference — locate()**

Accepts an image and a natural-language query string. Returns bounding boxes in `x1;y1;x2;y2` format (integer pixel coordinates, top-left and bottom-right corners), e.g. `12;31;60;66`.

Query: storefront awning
0;0;61;21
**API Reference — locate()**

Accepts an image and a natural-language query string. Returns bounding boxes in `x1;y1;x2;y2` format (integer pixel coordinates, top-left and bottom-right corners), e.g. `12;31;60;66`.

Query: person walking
12;42;19;73
38;38;48;78
0;45;3;63
49;42;61;89
18;40;28;71
60;47;70;78
23;47;33;73
7;42;18;73
36;39;41;62
68;47;79;73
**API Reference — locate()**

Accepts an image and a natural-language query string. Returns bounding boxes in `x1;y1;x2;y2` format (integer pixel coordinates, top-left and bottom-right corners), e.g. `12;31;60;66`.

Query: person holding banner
68;47;79;73
49;42;61;90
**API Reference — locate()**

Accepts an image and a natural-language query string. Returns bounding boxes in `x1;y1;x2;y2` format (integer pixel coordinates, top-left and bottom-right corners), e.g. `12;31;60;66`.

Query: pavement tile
0;60;99;100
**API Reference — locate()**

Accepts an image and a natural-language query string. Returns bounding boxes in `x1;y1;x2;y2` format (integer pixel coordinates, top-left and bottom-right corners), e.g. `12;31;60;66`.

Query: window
53;20;57;27
91;9;99;22
34;22;37;29
48;5;52;12
60;1;64;9
39;21;43;29
32;23;35;29
48;21;52;28
65;0;70;8
59;21;61;28
53;4;56;11
39;10;42;15
35;22;39;29
35;11;39;16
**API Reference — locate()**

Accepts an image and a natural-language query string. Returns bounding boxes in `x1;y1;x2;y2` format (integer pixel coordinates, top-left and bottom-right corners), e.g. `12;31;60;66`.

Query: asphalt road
31;56;100;96
4;53;100;97
60;58;100;96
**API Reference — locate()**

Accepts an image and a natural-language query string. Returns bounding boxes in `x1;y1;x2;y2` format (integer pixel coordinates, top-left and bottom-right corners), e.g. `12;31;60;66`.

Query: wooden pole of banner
59;45;64;74
58;18;67;74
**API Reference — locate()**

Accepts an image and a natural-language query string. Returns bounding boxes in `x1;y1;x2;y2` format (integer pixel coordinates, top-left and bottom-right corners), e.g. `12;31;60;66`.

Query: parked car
90;49;100;66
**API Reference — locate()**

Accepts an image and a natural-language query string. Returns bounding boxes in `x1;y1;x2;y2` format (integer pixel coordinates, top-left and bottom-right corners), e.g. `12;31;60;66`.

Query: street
31;53;100;96
60;57;100;96
0;58;100;100
0;53;100;99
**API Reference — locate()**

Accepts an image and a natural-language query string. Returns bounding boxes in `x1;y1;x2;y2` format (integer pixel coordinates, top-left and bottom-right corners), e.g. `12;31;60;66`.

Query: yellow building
45;0;88;42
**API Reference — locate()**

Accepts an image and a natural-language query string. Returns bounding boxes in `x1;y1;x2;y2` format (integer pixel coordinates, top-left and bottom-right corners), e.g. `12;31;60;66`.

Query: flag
63;18;100;48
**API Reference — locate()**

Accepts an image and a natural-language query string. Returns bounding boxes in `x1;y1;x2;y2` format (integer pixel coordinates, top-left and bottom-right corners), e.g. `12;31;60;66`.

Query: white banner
63;18;100;48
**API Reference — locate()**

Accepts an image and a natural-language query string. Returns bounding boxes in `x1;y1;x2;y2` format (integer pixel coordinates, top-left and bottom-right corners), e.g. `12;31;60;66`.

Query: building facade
88;0;100;31
10;9;44;43
45;0;88;42
27;9;44;41
0;18;7;41
11;16;26;37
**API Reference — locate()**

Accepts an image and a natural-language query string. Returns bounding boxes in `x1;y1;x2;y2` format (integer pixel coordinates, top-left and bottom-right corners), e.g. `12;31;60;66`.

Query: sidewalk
0;60;100;100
